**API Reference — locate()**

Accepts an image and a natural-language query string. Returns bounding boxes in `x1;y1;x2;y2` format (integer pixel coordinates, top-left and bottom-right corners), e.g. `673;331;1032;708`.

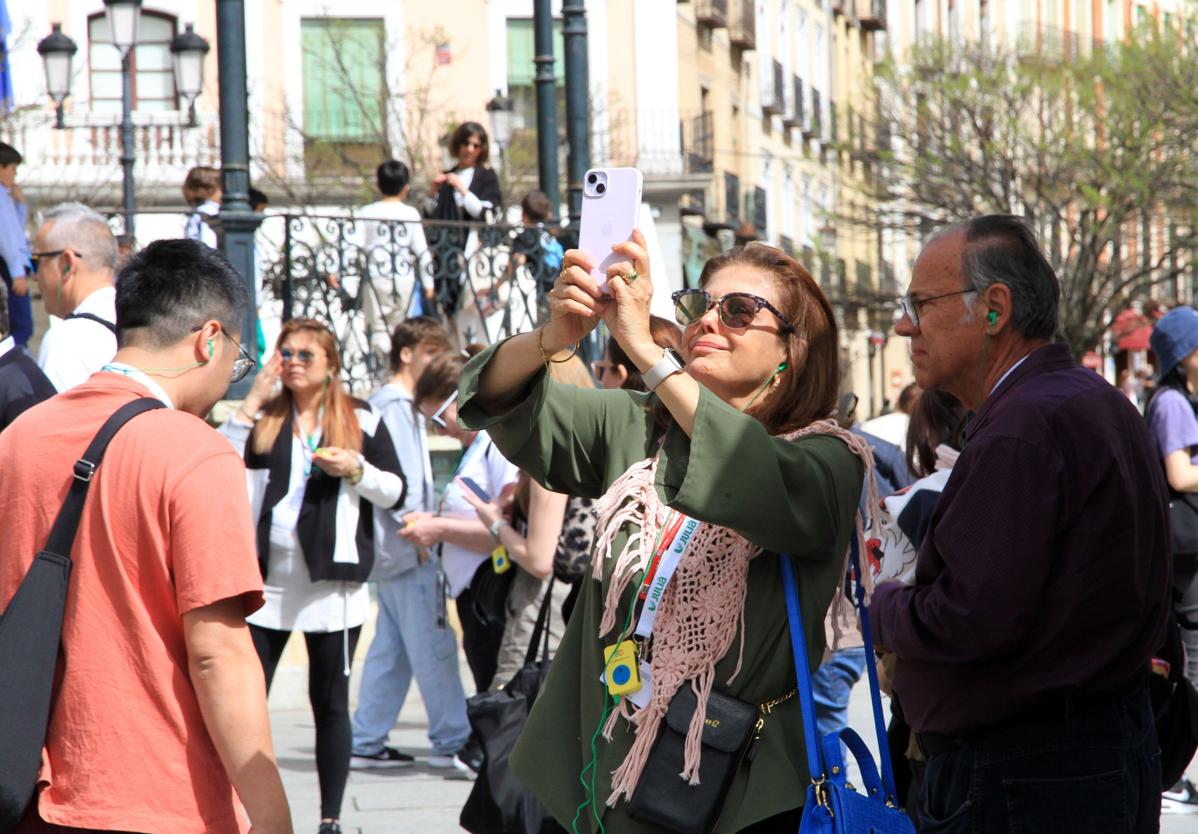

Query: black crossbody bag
0;398;164;832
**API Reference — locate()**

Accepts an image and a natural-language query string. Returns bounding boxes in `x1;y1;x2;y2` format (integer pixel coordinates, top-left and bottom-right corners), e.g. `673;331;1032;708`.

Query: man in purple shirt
873;215;1170;833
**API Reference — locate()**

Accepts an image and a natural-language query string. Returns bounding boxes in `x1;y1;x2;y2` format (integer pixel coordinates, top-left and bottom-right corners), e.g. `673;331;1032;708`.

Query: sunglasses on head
671;288;796;333
279;348;318;365
429;390;458;429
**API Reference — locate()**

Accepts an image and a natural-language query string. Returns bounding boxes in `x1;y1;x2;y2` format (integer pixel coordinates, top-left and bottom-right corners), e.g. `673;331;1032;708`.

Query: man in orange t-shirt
0;239;292;834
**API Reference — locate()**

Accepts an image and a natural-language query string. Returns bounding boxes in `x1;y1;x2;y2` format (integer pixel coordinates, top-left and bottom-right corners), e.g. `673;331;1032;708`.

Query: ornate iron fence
259;214;563;393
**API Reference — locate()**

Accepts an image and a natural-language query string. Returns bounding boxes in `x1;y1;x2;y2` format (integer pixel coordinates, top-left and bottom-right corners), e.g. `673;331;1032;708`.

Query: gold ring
559;269;569;282
625;269;639;283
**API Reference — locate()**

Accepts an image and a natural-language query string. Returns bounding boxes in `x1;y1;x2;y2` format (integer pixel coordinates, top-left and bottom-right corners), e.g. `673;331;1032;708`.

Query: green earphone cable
743;361;788;412
571;520;672;834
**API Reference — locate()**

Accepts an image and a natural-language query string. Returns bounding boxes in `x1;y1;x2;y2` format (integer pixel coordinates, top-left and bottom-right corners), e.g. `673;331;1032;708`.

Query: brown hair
449;122;490;167
182;166;221;207
905;389;968;477
414;352;466;408
609;316;683;392
696;244;840;435
521;190;553;223
388;316;450;373
251;319;362;455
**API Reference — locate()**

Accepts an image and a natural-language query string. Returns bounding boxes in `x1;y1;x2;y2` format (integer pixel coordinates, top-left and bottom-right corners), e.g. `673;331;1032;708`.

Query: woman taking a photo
425;121;503;320
457;233;868;832
221;318;406;834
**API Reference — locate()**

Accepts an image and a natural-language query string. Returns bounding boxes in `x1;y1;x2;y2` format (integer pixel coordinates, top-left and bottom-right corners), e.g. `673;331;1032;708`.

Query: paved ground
267;610;1198;834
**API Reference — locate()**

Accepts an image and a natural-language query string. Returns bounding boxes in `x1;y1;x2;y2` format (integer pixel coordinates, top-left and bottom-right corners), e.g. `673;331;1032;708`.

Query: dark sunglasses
30;249;80;271
671;289;796;333
279;348;318;365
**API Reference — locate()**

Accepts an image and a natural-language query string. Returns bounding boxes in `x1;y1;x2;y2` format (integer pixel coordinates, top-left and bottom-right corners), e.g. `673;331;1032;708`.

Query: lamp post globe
486;89;514;151
37;23;78;129
103;0;143;56
171;23;210;127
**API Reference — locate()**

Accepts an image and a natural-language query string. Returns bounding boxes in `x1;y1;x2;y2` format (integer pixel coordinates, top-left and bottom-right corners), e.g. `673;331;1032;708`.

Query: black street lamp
36;24;77;130
103;0;142;240
40;6;208;242
485;89;513;175
170;24;210;128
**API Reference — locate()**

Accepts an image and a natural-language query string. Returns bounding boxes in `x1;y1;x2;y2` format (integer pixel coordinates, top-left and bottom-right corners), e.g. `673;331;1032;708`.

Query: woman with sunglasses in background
425;122;503;321
402;352;521;694
456;232;870;833
221;318;406;834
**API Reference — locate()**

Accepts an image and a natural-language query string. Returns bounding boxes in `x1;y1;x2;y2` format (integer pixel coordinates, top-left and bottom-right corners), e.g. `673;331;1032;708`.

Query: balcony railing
0;109;220;195
724;171;740;222
258;214;564;392
752;185;767;234
683;111;715;174
858;0;887;31
762;59;783;116
729;0;757;49
810;89;823;137
696;0;728;29
600;108;698;177
784;75;804;129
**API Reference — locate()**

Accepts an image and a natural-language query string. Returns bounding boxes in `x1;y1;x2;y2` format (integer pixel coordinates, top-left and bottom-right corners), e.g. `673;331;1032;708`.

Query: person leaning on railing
456;231;869;832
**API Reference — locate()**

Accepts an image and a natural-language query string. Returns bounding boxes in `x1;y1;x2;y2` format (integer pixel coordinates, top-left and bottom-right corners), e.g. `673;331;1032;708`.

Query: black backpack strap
64;312;118;336
41;398;164;557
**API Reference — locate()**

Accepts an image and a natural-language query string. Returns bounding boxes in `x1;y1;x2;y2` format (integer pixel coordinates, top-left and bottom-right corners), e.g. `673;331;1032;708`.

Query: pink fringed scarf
589;419;879;806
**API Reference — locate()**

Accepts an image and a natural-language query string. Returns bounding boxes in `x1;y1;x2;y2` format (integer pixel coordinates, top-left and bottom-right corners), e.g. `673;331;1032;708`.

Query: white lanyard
634;514;701;640
100;363;175;408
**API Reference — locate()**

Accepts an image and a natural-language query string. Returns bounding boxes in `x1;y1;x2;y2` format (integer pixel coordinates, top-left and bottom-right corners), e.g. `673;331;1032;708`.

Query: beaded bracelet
536;327;579;365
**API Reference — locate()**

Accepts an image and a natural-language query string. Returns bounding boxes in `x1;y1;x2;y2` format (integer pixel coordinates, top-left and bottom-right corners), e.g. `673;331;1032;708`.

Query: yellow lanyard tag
602;640;642;696
491;545;511;574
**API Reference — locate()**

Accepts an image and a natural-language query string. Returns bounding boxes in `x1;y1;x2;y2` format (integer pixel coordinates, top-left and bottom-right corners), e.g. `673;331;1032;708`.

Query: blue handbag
781;539;917;834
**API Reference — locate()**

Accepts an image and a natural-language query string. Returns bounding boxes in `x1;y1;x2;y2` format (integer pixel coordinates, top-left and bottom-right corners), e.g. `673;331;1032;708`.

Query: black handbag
460;579;564;834
1169;491;1198;557
0;398;163;832
626;686;759;834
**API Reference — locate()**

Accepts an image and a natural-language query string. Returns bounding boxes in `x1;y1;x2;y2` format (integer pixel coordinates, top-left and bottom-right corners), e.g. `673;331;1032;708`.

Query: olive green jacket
458;343;863;833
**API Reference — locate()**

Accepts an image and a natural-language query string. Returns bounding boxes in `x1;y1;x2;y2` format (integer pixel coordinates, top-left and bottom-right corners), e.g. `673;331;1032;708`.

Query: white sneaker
1162;778;1198;814
426;754;456;769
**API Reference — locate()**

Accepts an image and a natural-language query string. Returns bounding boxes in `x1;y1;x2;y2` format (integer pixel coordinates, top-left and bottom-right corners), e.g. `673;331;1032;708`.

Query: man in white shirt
358;160;435;356
31;203;119;391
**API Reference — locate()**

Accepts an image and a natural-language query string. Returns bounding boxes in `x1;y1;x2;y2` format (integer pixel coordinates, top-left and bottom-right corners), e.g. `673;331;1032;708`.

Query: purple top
1148;387;1198;464
870;343;1171;734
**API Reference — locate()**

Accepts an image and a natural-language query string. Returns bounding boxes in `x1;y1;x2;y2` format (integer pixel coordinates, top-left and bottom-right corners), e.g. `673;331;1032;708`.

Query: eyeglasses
671;288;796;334
30;249;80;271
279;348;318;365
428;390;458;429
190;325;256;383
897;289;975;329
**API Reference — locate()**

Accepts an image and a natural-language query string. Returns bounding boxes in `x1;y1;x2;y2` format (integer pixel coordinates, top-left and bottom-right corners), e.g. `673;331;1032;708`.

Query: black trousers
456;588;504;693
251;624;362;820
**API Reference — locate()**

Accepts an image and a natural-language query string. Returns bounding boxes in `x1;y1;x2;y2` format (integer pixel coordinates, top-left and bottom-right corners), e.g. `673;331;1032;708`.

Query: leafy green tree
866;20;1198;356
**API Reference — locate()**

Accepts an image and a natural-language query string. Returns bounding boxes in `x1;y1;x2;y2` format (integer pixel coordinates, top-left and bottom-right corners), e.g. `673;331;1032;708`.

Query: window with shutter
301;18;385;142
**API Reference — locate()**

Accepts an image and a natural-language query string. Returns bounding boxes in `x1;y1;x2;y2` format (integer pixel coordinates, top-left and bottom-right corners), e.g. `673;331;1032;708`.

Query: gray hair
935;215;1060;341
41;202;119;271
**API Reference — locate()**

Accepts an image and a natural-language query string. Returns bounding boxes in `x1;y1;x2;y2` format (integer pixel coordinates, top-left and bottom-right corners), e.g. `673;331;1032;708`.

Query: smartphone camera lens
597;183;606;194
587;173;598;184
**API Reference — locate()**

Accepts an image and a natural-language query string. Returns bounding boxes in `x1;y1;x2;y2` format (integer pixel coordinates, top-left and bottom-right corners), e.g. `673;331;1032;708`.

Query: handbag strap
779;554;826;784
781;542;901;804
847;535;901;804
522;575;556;668
41;398;165;558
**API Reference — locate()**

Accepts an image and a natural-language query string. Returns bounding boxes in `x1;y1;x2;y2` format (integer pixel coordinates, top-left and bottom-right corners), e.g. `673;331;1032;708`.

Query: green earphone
207;338;214;360
988;310;997;325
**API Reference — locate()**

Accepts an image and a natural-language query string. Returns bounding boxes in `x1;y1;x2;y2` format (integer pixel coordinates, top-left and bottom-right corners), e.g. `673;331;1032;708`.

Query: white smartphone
578;167;644;291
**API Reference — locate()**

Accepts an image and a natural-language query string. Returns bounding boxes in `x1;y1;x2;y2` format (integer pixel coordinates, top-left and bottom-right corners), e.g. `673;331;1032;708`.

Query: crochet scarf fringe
589;419;879;806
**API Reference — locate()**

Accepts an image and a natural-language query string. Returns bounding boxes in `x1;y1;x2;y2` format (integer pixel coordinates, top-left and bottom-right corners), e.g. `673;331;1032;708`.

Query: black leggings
251;624;362;820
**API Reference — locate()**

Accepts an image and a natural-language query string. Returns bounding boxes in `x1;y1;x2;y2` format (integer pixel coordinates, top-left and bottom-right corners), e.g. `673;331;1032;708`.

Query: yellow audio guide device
603;640;642;697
